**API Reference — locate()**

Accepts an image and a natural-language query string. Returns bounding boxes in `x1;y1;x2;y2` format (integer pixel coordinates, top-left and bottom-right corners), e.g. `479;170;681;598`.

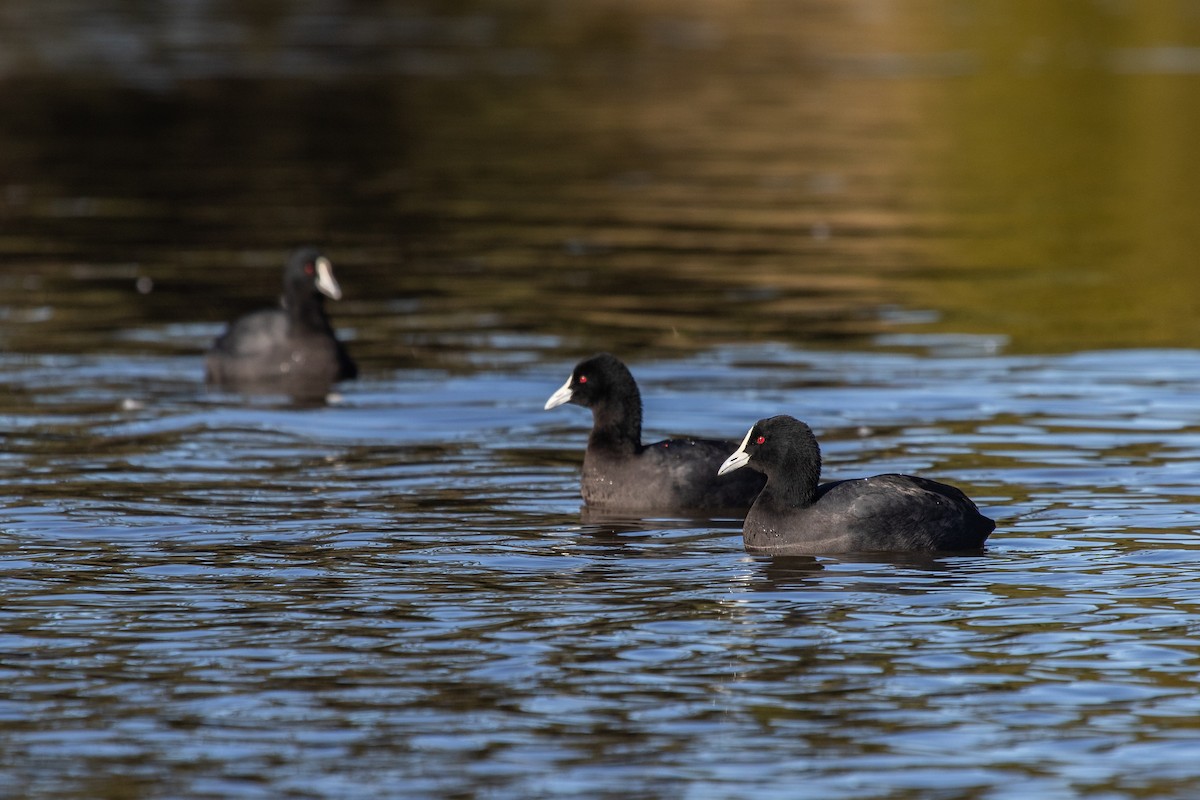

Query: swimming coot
718;415;995;554
205;247;357;391
544;353;766;514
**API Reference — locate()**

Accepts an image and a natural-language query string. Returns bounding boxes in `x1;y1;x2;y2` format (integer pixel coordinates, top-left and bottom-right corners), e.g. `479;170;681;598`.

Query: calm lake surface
6;2;1200;798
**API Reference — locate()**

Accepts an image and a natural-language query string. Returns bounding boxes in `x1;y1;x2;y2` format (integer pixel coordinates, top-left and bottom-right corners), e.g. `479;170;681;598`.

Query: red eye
755;436;765;445
304;262;315;275
578;375;588;384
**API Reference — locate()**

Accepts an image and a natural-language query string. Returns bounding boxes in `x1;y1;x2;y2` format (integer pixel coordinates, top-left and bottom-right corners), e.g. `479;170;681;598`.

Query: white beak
717;426;755;476
314;256;342;301
544;375;575;410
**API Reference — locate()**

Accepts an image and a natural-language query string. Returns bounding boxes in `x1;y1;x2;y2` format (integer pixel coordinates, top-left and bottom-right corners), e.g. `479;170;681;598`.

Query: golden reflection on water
382;0;1200;355
3;2;1200;358
910;2;1200;351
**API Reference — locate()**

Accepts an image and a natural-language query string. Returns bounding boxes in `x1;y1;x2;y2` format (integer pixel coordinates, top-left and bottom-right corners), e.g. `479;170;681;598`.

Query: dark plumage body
205;247;357;393
545;353;766;515
719;415;994;554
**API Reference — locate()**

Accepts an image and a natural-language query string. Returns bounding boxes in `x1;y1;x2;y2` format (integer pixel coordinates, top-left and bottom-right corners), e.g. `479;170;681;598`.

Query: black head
544;352;637;411
718;415;821;479
283;247;342;304
544;353;643;451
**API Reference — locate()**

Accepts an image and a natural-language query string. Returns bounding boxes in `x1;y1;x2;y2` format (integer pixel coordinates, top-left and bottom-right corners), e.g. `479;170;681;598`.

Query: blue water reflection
4;341;1200;796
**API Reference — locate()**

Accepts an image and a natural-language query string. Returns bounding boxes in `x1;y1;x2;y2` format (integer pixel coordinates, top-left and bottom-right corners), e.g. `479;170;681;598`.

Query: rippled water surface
7;2;1200;799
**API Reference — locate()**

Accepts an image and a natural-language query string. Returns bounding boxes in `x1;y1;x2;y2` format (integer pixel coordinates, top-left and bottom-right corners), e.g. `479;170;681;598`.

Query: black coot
718;415;995;554
544;353;766;514
205;247;357;392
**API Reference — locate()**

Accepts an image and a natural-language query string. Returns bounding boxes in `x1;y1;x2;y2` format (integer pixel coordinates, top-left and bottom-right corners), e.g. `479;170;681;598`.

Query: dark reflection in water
756;555;826;587
578;506;747;530
7;2;1200;800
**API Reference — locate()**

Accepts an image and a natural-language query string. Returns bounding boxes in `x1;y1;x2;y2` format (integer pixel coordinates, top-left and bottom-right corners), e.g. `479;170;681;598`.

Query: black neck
758;433;822;511
285;291;333;332
587;383;643;455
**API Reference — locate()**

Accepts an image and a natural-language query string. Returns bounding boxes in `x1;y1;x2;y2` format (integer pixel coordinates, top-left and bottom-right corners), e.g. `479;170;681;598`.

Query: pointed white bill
314;256;342;300
717;425;755;476
544;375;574;410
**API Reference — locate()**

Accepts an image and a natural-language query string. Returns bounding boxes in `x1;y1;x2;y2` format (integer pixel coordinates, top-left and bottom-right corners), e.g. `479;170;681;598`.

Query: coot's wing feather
640;436;766;510
833;474;993;550
211;310;289;357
